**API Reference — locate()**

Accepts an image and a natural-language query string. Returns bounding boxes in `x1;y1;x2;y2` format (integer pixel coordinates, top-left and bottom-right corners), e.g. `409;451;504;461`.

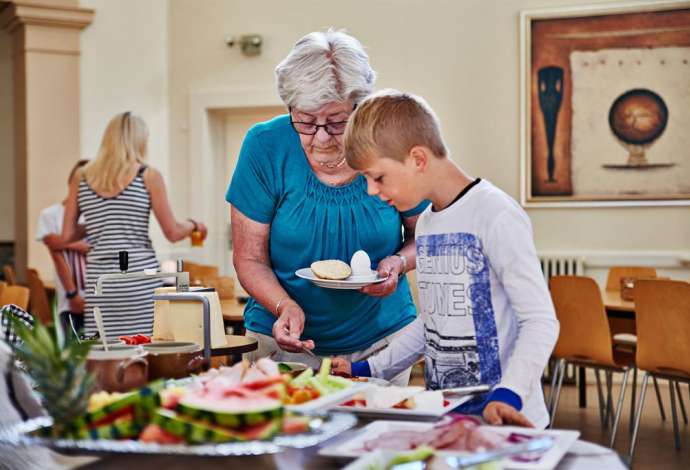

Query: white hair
275;29;376;111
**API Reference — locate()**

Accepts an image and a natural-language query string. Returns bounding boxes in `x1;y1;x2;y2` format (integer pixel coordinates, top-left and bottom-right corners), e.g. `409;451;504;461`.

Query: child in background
331;90;559;428
36;160;90;335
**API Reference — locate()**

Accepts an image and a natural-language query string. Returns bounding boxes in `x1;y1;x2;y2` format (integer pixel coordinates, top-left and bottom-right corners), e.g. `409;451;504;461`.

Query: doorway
211;106;285;283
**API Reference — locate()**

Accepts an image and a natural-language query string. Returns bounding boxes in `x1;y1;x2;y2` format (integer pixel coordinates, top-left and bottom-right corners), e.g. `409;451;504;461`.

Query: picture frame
519;1;690;207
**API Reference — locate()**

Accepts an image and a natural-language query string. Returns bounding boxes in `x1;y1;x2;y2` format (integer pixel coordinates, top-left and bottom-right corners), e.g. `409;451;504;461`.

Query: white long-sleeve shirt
367;179;559;428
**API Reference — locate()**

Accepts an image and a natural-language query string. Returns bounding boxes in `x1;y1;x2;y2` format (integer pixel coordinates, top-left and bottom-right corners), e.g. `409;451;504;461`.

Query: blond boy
332;90;559;428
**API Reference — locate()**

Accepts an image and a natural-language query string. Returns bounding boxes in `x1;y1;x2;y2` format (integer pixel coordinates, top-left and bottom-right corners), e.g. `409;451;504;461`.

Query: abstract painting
520;2;690;206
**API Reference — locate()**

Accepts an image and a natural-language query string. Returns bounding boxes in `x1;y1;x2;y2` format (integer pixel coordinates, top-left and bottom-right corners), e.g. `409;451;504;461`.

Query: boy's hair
344;89;448;170
67;159;90;183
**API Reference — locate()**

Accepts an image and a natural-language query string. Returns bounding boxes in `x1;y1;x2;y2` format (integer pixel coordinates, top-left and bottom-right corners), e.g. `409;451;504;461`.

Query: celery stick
291;368;314;387
318;358;332;380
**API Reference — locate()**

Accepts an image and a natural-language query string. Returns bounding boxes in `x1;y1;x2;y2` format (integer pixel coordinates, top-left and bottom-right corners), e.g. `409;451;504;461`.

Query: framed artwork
520;1;690;207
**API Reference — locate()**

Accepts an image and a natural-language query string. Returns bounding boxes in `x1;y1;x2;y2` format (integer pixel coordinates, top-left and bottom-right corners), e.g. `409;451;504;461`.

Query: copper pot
87;345;149;392
144;342;206;380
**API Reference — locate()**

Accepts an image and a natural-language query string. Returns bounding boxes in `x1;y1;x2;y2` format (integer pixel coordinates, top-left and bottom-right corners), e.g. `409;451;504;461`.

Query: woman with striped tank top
60;112;207;338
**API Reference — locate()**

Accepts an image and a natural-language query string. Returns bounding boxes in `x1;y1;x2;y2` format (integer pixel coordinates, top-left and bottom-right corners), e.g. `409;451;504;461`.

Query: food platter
0;412;357;457
333;394;473;421
295;268;388;290
320;420;580;470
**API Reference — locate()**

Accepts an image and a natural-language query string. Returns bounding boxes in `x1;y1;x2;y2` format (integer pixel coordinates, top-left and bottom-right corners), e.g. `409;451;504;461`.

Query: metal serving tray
0;412;356;457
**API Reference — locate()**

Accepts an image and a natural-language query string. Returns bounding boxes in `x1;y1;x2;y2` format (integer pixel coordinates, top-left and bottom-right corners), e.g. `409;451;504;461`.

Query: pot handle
116;356;149;384
187;355;207;373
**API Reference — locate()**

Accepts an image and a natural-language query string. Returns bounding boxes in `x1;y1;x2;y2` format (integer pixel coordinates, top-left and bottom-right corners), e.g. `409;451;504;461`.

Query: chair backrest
0;285;30;311
549;276;616;366
0;281;6;298
2;265;17;285
605;266;657;291
26;268;53;325
205;276;235;300
185;262;219;286
634;279;690;378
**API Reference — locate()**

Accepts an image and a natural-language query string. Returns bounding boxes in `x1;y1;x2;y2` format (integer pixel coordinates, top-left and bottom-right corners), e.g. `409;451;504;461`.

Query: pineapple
5;307;95;437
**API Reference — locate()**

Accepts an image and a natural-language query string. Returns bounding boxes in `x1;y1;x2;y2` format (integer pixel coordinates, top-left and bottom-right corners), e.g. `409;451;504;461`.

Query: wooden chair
0;281;6;298
183;261;219;286
0;285;30;311
2;264;17;285
604;266;671;427
205;276;235;300
549;276;632;447
26;268;53;325
605;266;657;292
629;280;690;459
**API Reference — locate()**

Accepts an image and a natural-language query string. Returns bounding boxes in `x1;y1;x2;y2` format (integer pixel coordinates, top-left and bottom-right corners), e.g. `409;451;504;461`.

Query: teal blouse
226;115;427;355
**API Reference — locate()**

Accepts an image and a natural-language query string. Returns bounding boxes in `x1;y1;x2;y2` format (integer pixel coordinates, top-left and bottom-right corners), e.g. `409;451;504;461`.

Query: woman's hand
195;222;208;240
331;357;352;376
360;255;403;297
272;300;315;352
43;233;65;251
483;402;534;428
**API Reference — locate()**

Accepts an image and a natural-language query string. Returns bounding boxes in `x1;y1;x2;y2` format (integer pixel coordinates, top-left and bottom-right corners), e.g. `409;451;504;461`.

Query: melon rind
176;400;283;429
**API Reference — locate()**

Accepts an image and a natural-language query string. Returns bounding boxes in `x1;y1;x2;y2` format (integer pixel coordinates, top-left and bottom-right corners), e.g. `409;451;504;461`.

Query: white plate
295;268;388;290
285;382;371;414
320;420;580;470
332;395;473;421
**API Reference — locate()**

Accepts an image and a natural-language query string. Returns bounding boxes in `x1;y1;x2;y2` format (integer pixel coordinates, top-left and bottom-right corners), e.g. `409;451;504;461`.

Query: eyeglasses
289;106;355;136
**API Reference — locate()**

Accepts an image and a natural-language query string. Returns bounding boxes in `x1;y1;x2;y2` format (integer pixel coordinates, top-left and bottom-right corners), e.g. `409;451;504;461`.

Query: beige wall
0;30;13;241
167;0;689;265
80;0;171;256
75;0;688;275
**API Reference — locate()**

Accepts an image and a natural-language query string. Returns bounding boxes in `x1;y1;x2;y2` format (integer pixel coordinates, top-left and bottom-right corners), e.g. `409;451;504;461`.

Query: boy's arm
49;249;77;294
354;316;426;380
485;208;560;408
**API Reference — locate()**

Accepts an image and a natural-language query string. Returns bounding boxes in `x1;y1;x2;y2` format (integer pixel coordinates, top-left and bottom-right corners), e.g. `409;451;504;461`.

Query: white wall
167;0;689;275
80;0;172;257
0;31;14;241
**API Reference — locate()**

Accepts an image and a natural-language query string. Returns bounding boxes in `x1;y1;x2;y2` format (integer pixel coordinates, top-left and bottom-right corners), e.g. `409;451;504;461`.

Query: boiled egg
350;250;373;277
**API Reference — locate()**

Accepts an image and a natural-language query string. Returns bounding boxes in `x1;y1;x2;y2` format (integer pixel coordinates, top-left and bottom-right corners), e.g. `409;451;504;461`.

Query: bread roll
310;260;352;280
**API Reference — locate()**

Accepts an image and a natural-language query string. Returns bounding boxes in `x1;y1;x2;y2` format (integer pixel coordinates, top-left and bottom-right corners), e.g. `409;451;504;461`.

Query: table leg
579;366;587;408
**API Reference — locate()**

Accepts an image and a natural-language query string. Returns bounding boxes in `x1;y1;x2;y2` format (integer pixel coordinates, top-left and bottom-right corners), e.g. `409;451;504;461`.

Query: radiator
538;254;585;282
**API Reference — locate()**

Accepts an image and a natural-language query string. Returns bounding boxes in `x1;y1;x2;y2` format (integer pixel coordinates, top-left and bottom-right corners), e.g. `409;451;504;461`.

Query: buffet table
46;425;626;470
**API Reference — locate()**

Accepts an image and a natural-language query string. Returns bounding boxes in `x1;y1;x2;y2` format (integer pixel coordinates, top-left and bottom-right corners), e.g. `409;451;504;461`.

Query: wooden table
221;298;246;335
210;334;257;365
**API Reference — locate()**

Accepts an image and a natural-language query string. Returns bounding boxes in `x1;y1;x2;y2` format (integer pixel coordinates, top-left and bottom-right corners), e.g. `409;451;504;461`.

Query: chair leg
548;358;559;415
653;376;666;421
629;372;650;462
609;368;629;449
675;381;688;425
629;367;638;437
595;369;607;428
669;380;682;450
549;359;566;428
605;370;614;428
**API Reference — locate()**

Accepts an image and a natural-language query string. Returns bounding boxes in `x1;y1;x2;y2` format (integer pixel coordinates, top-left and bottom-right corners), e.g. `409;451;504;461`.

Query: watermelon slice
177;393;283;429
153;408;281;443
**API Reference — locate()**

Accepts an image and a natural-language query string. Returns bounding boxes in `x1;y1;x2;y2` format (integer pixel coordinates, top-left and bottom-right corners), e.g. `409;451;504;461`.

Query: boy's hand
331;357;352;376
69;295;85;314
483;401;534;428
360;256;401;297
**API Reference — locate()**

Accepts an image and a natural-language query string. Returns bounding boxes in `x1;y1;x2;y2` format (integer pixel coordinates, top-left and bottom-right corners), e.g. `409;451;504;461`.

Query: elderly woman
226;30;427;384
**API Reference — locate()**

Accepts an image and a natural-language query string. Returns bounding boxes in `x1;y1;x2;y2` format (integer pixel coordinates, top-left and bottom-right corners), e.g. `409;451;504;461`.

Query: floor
548;378;690;469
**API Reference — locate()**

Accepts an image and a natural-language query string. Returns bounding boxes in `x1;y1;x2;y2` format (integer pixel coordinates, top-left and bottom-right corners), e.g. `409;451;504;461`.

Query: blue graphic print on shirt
416;232;501;391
